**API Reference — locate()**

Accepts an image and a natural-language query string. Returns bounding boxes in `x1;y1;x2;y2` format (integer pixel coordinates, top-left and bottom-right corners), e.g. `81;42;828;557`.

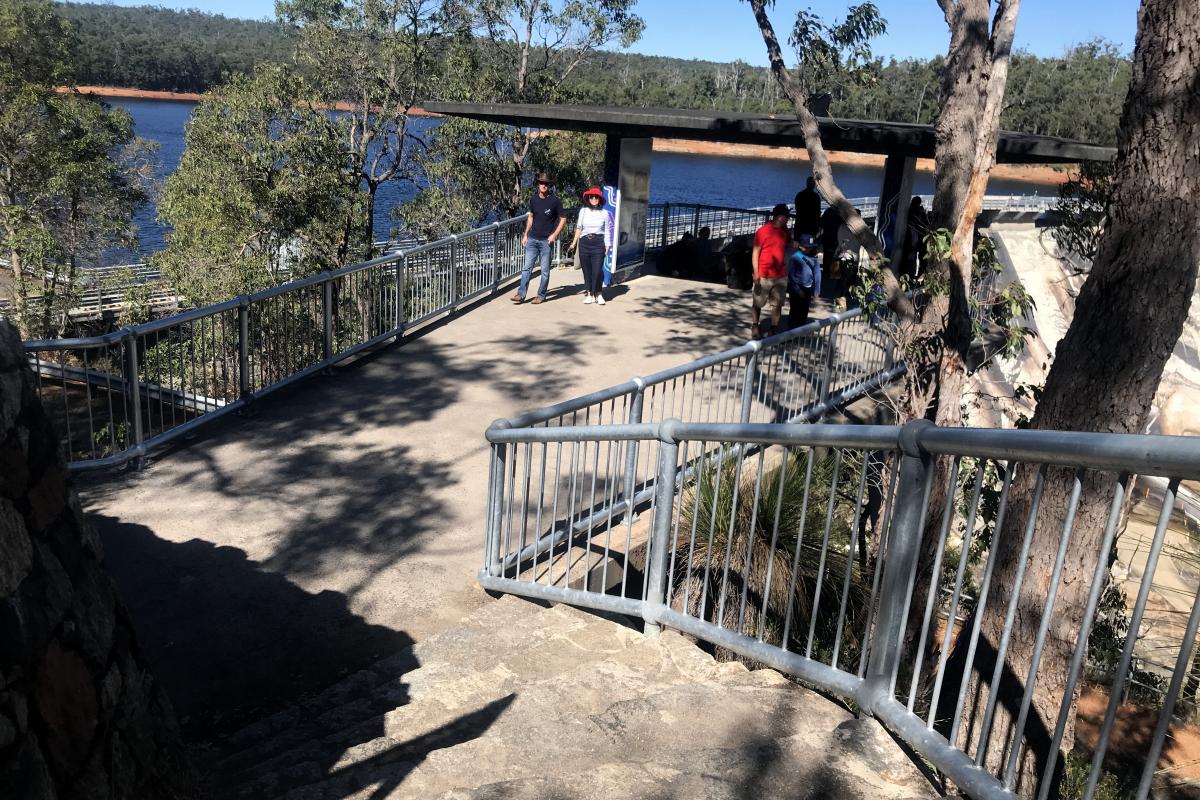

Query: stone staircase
202;594;939;800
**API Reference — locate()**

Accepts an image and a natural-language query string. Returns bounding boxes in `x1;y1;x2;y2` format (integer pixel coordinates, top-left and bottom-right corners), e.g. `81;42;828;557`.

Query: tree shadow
95;515;415;745
78;311;604;625
628;284;753;357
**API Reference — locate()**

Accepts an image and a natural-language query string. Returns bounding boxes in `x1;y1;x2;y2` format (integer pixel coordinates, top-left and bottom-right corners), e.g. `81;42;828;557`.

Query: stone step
219;600;655;797
210;594;550;769
425;716;934;800
275;636;934;800
266;629;745;800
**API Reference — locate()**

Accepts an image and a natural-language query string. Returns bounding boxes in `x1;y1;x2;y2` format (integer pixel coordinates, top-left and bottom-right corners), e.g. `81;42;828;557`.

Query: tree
152;65;355;305
744;0;913;318
1050;159;1115;264
0;0;146;339
951;0;1200;794
277;0;451;256
892;0;1024;682
404;0;642;236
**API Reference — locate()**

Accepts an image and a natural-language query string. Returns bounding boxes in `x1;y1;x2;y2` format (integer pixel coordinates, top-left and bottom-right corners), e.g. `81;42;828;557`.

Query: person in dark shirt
513;172;566;304
818;204;842;289
793;177;822;238
900;196;931;281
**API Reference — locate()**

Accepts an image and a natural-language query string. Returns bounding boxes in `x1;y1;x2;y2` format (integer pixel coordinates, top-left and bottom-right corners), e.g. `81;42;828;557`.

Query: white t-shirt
576;206;612;249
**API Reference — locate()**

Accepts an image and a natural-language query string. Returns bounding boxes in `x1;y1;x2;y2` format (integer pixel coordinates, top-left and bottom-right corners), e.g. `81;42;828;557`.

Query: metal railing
481;403;1200;799
22;214;535;469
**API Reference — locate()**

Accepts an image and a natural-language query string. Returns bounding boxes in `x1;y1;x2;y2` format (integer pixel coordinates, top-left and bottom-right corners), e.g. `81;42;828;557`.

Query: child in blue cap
787;233;822;329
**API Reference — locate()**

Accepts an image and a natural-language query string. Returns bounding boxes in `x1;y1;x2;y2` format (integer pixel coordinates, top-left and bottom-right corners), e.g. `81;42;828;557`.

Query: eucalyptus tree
0;0;146;339
277;0;454;256
953;1;1200;793
403;0;644;237
152;65;354;306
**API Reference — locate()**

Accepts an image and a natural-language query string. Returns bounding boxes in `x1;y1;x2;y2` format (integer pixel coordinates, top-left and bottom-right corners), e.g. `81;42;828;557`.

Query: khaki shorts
752;277;786;315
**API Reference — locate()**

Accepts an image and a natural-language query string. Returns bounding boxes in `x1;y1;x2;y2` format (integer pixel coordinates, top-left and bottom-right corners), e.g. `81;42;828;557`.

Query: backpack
788;252;819;295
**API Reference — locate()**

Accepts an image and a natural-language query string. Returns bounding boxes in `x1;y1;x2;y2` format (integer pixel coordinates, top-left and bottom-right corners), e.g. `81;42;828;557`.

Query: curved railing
481;406;1200;799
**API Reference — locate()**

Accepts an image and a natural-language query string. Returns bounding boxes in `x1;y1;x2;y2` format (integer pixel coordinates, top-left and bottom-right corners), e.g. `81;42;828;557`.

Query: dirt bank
653;137;1072;185
60;85;440;115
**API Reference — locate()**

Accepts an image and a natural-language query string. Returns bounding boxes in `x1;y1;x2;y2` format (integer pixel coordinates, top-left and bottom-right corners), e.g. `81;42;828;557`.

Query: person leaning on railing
513;172;566;305
569;186;613;306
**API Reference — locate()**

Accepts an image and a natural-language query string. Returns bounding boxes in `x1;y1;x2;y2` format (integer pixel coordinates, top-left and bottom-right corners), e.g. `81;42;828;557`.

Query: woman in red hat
569;186;612;305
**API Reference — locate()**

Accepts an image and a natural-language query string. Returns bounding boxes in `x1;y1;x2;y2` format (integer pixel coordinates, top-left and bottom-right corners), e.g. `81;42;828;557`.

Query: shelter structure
422;102;1115;271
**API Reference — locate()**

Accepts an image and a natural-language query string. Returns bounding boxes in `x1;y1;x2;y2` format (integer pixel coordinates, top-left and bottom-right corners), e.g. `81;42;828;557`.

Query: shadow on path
96;515;414;743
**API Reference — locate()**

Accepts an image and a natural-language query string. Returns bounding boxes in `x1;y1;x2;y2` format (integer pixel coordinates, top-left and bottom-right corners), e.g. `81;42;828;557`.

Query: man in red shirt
751;203;792;339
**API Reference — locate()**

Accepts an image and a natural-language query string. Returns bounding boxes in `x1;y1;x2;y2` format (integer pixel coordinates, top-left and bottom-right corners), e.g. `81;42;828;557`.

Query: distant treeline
56;2;1130;146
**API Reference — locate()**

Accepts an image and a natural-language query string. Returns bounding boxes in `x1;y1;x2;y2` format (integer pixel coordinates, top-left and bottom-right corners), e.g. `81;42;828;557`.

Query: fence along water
21;200;776;469
20;193;1053;470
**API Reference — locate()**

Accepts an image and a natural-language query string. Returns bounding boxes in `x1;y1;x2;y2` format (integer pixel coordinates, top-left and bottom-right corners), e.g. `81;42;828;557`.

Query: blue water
110;98;1055;260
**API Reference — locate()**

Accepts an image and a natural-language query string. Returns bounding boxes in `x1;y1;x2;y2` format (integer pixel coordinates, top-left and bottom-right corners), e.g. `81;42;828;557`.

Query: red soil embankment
653;137;1072;186
60;85;441;115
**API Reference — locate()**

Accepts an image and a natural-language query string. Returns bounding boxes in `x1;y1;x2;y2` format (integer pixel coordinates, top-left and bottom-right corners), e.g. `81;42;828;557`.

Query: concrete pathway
80;274;783;738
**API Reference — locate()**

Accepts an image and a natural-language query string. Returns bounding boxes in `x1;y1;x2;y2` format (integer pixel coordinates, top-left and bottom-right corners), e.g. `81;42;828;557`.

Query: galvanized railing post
821;321;840;403
122;328;144;467
449;234;459;313
485;422;510;578
643;419;681;636
321;276;333;364
860;419;934;714
660;202;670;249
237;297;251;401
395;255;405;336
740;341;761;423
691;205;701;237
492;221;503;289
623;379;646;507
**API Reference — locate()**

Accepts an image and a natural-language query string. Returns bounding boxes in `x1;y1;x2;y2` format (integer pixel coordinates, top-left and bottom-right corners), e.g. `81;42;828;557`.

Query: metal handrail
480;412;1200;800
23;213;533;469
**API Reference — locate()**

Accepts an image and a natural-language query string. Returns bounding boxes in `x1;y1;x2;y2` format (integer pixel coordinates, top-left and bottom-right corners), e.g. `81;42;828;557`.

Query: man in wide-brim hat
513;172;566;304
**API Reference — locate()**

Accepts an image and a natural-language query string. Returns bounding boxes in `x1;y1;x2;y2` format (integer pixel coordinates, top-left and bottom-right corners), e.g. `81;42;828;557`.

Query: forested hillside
56;2;1129;145
58;2;293;93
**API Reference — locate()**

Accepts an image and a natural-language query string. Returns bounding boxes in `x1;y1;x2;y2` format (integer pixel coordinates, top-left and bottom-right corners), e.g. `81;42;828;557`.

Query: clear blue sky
80;0;1139;62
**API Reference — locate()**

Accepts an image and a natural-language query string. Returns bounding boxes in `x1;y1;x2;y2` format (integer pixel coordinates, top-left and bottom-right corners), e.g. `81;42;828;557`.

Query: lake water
111;98;1056;260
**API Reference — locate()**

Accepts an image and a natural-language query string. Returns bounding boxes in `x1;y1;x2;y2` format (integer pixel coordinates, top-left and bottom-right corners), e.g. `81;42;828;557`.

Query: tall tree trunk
951;2;1200;795
899;0;1020;674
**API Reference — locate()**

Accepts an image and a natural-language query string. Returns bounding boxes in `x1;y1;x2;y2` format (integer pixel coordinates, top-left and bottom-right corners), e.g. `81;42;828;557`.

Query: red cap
583;186;604;200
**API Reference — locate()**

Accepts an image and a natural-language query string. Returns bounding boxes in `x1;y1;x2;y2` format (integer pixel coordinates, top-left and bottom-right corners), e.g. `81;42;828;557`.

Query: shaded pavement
80;274;760;739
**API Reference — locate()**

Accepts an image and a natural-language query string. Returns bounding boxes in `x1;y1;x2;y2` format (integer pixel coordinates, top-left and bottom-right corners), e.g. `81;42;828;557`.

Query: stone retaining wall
0;321;191;799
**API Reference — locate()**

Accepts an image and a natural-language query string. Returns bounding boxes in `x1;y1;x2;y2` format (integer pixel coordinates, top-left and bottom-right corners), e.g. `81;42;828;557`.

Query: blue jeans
518;238;553;299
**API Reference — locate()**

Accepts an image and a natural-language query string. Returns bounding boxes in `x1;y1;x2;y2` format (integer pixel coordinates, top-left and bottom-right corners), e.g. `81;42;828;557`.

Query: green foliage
56;2;294;94
671;448;875;666
403;0;641;235
0;0;146;338
52;4;1132;146
152;64;357;305
1059;751;1134;800
1051;159;1115;263
279;0;451;250
788;2;886;102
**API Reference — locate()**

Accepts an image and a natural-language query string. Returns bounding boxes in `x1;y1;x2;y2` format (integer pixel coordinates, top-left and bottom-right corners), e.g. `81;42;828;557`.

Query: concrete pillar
875;153;916;270
602;134;653;277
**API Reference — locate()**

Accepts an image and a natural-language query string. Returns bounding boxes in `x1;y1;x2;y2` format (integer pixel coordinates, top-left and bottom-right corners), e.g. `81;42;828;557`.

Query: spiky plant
668;446;875;667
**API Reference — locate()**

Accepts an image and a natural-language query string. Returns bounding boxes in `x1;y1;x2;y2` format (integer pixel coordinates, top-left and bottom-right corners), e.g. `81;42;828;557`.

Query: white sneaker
596;294;606;306
583;294;594;305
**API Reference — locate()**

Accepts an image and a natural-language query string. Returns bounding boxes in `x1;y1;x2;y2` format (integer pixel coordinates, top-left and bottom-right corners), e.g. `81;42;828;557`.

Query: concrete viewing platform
79;273;776;739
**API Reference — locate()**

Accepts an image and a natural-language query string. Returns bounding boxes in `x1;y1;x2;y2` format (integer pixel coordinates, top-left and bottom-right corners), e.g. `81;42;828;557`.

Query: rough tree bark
948;1;1200;795
897;0;1020;679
